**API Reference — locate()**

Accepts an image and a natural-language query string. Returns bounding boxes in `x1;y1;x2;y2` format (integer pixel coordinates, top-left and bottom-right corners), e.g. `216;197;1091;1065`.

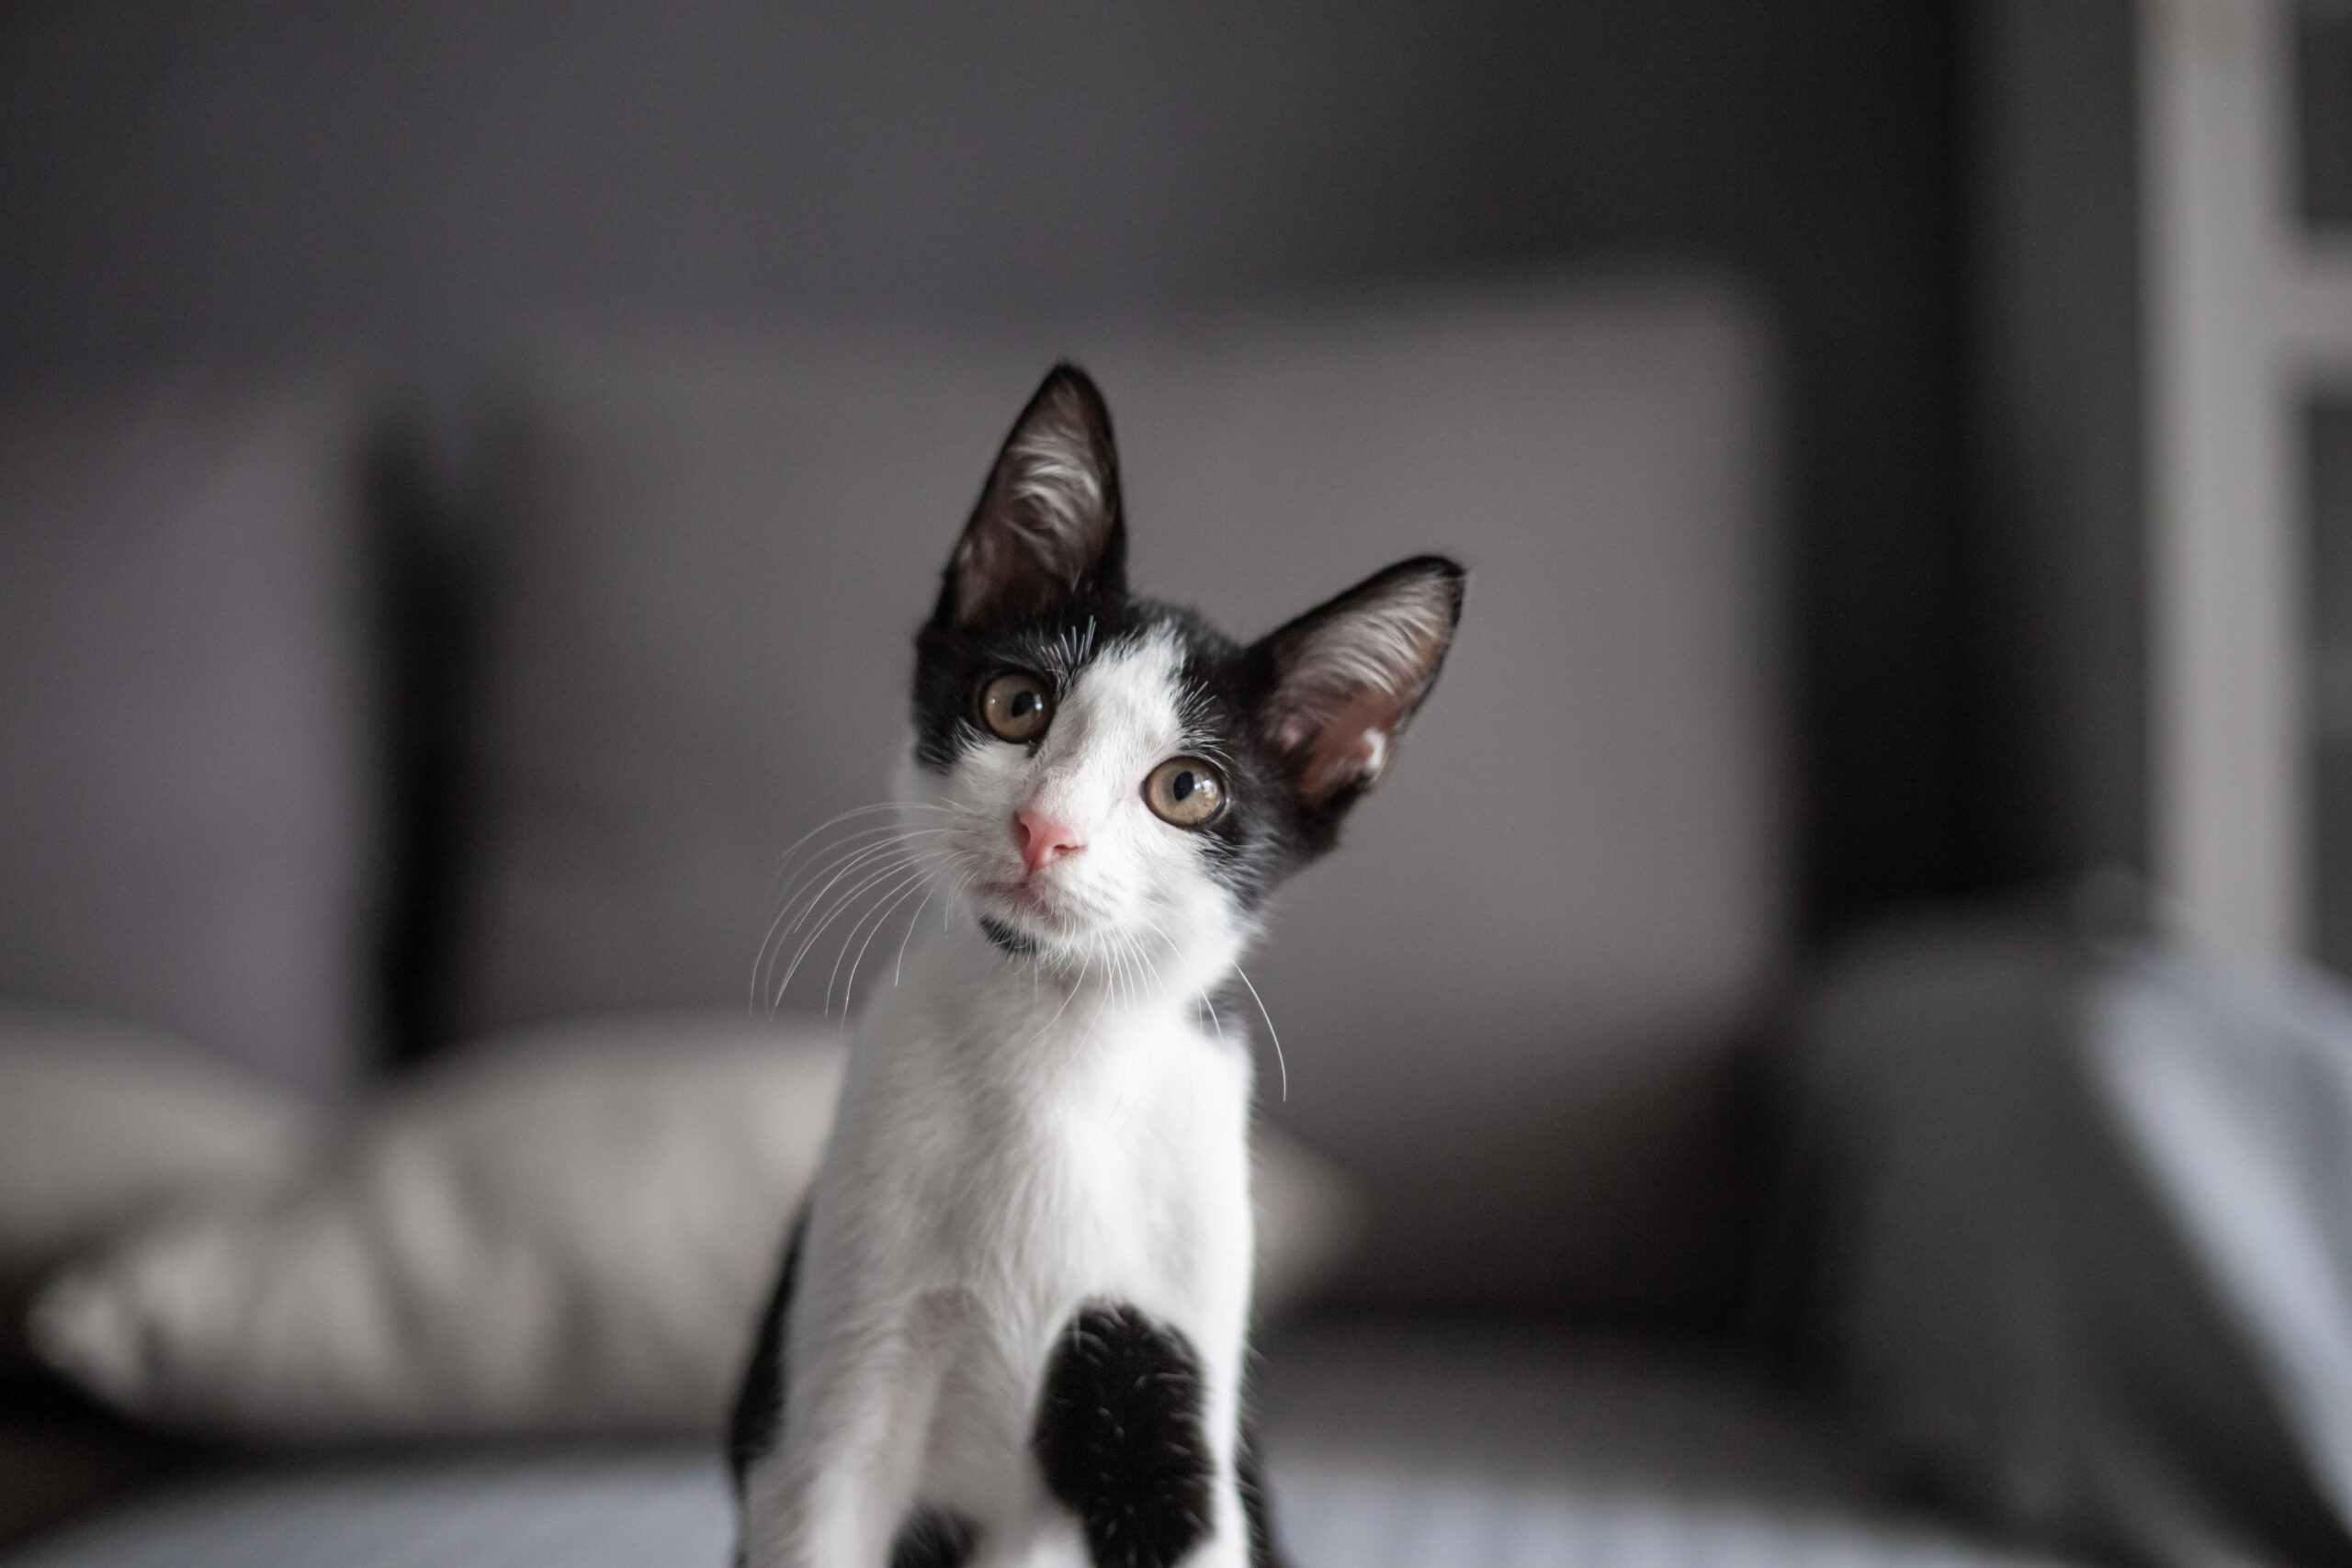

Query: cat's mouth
972;871;1094;946
979;873;1057;919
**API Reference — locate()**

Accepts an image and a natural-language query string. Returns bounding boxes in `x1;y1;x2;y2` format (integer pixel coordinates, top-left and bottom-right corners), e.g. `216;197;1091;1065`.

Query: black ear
1252;556;1465;810
933;364;1126;631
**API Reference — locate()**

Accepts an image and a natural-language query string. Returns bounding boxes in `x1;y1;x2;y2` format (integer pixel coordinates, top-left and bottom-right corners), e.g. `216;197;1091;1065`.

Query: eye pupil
979;672;1052;741
1171;772;1194;801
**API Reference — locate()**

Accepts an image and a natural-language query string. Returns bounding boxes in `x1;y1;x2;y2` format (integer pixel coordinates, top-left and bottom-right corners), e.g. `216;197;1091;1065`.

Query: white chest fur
739;919;1259;1568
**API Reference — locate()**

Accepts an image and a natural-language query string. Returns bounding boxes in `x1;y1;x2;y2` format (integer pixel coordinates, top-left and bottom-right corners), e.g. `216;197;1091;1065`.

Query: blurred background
4;3;2352;1567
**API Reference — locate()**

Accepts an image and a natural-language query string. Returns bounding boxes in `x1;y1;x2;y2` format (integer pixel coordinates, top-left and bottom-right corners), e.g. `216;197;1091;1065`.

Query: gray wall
0;0;1969;953
1964;0;2148;890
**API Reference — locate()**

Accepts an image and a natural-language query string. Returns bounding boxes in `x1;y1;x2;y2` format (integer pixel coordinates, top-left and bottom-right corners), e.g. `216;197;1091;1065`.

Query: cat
729;363;1464;1568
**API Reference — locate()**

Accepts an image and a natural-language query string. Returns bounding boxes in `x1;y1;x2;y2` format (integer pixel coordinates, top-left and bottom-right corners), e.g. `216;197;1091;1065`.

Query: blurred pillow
0;1008;313;1379
0;1009;312;1276
31;1013;1359;1441
0;374;376;1093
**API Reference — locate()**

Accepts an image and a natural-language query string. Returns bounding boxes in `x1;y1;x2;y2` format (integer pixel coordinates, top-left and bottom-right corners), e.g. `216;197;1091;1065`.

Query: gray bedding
1772;912;2352;1567
5;1331;2071;1568
0;1451;2070;1568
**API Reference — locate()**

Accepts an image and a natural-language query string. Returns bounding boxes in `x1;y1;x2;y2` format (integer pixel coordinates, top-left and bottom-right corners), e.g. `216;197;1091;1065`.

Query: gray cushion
455;284;1787;1308
0;376;375;1093
1776;915;2352;1565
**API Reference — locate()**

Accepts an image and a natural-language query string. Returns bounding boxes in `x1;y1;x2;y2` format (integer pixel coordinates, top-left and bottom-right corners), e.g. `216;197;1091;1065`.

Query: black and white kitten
730;365;1464;1568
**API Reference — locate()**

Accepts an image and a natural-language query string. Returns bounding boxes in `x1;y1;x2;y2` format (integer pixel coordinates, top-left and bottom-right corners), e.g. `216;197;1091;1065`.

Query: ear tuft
938;365;1125;630
1255;557;1465;809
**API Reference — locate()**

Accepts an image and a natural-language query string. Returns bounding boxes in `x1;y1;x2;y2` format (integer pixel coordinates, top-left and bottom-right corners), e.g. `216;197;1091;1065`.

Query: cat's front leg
1192;1511;1255;1568
737;1312;940;1568
1176;1426;1261;1568
737;1415;904;1567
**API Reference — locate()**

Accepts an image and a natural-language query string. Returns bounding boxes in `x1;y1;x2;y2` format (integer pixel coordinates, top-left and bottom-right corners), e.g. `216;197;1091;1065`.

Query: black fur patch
978;914;1039;956
728;1206;808;1493
1033;1302;1215;1568
890;1506;980;1568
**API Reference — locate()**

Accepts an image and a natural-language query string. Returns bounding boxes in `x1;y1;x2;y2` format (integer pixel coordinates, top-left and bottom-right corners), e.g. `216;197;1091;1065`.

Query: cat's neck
890;905;1238;1037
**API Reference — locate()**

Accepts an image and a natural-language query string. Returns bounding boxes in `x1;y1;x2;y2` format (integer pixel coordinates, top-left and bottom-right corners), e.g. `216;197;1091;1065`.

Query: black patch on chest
1033;1301;1216;1568
890;1506;980;1568
727;1205;808;1494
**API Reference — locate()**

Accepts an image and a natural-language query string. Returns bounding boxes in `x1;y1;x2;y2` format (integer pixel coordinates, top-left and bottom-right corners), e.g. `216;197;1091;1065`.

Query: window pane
2300;5;2352;224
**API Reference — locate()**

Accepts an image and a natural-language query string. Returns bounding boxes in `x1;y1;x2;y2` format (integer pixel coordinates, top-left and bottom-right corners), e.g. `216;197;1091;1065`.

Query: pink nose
1015;807;1085;874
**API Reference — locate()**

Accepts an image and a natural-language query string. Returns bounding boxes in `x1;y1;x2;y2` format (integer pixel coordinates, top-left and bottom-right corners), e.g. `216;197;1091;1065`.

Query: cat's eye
1144;757;1227;828
979;671;1053;742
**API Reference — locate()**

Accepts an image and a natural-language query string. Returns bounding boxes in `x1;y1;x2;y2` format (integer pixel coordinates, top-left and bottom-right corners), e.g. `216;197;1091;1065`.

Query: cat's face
905;366;1463;991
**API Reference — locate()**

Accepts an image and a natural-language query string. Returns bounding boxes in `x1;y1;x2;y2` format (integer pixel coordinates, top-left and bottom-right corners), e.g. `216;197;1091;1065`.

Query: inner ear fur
933;364;1126;631
1253;555;1466;808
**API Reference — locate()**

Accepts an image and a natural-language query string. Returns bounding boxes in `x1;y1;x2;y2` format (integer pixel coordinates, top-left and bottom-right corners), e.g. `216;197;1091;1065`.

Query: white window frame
2144;0;2352;960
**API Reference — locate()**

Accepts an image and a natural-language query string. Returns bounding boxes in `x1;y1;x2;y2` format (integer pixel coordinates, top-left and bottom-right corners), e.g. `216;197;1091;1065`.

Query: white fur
740;635;1261;1568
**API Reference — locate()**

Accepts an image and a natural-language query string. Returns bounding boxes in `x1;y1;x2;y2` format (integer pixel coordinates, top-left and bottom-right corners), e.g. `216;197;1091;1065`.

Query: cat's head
905;364;1463;988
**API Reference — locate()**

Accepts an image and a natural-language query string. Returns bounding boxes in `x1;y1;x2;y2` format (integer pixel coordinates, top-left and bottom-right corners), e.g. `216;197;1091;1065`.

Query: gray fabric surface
454;283;1787;1311
1775;911;2352;1568
2;1333;2073;1568
2089;950;2352;1553
0;1459;2070;1568
0;375;376;1093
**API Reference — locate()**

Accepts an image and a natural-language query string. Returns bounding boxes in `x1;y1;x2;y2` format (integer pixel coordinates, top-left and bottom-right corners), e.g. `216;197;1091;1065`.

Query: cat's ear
1252;556;1465;810
934;364;1126;631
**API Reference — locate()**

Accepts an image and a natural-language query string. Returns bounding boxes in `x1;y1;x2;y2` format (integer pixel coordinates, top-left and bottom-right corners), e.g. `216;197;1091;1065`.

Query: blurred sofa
0;280;1806;1547
449;288;1790;1314
33;282;2324;1568
5;280;1793;1309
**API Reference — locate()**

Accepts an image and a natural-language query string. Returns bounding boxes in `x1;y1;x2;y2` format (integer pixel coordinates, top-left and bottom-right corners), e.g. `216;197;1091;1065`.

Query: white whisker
775;852;934;1008
1234;964;1286;1102
834;861;940;1017
764;802;948;897
893;875;943;987
820;859;926;1016
828;860;935;1006
753;817;954;1006
1025;953;1089;1052
774;828;952;930
775;835;943;948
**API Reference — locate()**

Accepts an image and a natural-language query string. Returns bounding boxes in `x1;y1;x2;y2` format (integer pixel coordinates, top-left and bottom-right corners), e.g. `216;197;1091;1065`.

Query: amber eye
1144;757;1227;828
979;671;1053;742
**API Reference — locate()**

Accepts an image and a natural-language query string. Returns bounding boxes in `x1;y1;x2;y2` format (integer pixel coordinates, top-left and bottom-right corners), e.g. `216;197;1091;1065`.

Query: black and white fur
730;366;1464;1568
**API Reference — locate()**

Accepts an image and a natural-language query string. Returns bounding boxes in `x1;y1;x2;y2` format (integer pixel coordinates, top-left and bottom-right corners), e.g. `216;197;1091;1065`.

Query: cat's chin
968;894;1124;975
976;915;1043;959
969;871;1091;941
966;878;1073;962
